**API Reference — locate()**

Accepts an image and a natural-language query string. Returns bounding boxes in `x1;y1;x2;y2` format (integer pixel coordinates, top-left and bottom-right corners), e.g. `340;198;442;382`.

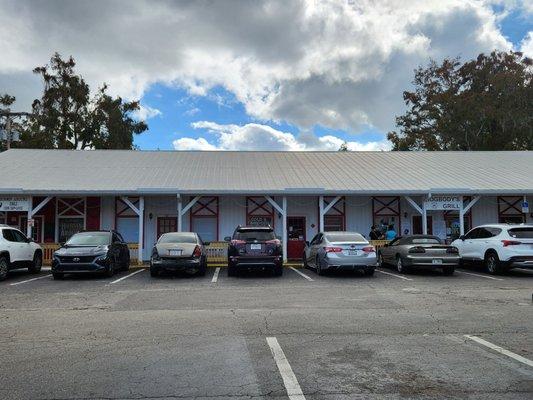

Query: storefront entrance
287;216;306;260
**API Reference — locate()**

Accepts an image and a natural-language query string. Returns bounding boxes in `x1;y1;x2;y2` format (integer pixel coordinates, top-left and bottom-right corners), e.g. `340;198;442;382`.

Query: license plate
250;244;262;250
432;259;443;265
346;250;360;256
169;249;182;256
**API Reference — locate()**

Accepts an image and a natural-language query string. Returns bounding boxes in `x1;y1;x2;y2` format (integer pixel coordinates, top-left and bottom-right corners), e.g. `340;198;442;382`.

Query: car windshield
411;237;442;244
325;233;365;242
234;230;276;241
159;233;197;244
65;232;110;246
508;228;533;239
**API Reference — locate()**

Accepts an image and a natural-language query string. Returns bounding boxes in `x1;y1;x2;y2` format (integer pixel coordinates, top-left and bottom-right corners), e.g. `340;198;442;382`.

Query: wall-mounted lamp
149;213;153;220
404;212;408;218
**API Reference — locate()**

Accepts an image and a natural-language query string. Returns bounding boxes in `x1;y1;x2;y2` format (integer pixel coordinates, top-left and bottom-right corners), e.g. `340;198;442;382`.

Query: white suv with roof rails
0;224;43;280
451;224;533;274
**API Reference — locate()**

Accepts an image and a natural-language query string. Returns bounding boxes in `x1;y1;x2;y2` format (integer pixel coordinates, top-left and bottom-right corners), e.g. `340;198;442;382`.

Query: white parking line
290;267;314;281
10;274;51;286
266;337;306;400
464;335;533;368
375;269;413;281
108;269;145;285
211;267;220;283
457;270;503;281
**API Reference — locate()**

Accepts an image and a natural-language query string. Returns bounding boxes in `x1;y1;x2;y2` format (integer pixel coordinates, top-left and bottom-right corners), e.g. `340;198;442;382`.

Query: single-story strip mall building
0;149;532;264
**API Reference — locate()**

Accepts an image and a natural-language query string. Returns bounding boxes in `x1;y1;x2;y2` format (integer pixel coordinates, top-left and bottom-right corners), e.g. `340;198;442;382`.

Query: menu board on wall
58;218;84;243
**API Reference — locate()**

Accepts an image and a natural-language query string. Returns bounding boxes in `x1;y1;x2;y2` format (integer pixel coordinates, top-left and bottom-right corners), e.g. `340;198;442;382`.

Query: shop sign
424;195;461;211
0;197;29;212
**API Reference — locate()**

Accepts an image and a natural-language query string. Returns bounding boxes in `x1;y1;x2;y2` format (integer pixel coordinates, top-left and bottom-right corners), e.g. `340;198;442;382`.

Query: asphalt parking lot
1;265;532;400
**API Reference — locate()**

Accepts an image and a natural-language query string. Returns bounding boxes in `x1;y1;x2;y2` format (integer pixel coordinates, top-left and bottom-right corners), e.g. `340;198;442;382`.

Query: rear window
66;232;110;246
234;230;275;241
508;228;533;239
410;237;442;244
159;233;197;244
325;233;365;242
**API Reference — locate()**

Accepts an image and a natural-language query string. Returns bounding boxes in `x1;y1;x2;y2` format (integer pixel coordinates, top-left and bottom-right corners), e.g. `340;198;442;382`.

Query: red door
157;217;177;239
287;217;306;260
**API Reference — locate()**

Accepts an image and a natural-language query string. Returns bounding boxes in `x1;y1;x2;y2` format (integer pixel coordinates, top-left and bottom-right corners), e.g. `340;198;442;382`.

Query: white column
27;195;32;238
177;194;183;232
422;199;427;235
459;195;465;236
319;195;324;232
282;196;287;263
138;196;144;264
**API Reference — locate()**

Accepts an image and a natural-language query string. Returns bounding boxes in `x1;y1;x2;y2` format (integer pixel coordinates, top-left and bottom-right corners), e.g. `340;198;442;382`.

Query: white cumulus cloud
173;121;391;151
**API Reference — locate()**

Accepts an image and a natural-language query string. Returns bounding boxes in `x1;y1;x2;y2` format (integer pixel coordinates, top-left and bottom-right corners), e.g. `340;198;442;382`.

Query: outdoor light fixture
149;213;153;220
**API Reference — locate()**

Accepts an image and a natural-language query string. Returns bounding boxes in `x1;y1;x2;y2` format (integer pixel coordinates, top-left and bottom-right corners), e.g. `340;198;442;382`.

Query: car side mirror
459;235;466;241
59;242;65;247
203;241;211;246
224;236;231;242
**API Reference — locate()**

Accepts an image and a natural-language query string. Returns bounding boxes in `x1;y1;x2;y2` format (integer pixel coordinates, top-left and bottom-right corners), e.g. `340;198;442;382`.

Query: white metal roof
0;149;532;195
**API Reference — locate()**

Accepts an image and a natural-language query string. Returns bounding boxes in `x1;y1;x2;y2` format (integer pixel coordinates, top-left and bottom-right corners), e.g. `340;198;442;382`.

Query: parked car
0;225;43;281
150;232;208;277
451;224;533;274
303;231;376;276
225;226;283;276
52;230;130;279
378;235;459;275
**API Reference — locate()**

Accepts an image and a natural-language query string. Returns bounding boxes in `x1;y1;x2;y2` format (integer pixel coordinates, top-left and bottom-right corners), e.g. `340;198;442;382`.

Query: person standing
385;224;397;240
369;225;382;240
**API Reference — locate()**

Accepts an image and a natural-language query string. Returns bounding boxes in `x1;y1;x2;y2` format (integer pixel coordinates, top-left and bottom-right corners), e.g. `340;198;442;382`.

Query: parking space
1;265;532;399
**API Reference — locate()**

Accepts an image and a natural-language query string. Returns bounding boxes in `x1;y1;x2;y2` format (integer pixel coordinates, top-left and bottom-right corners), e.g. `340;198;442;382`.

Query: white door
3;229;29;262
460;228;482;260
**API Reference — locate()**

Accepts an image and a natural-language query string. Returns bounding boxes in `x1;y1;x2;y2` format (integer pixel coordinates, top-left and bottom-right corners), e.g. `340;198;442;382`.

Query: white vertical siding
219;196;246;239
345;196;373;238
100;196;115;230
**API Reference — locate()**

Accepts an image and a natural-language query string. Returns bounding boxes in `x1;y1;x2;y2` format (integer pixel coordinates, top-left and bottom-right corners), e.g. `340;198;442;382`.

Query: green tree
388;51;533;150
338;141;349;151
1;94;19;152
21;53;147;149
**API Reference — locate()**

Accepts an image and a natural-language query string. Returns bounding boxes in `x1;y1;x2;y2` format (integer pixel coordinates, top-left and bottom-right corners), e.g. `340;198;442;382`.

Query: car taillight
324;246;343;253
408;246;426;254
446;247;459;254
362;246;375;253
265;239;281;246
231;240;246;245
193;245;202;257
502;240;521;247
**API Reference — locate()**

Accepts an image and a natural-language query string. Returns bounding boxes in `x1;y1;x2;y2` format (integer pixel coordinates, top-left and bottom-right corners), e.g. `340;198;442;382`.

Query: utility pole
0;111;32;149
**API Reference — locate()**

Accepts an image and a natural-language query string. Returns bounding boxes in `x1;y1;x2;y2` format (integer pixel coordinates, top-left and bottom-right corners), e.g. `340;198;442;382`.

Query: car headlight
151;251;160;261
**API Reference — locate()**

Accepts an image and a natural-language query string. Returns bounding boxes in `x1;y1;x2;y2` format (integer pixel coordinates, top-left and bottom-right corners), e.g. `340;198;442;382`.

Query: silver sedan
303;231;377;276
378;235;459;275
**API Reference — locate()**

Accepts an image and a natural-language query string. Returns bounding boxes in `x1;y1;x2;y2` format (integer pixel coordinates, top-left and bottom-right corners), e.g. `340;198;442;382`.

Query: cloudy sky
1;0;532;151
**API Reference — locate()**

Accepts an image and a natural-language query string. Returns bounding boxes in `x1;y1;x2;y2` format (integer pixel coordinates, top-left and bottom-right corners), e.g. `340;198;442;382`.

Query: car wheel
302;253;308;269
197;259;207;276
396;256;408;274
52;273;64;280
364;267;375;277
273;266;283;276
316;256;325;276
0;256;9;281
227;264;237;277
485;252;501;275
149;267;159;278
105;261;115;278
442;266;455;276
123;255;130;271
28;252;42;274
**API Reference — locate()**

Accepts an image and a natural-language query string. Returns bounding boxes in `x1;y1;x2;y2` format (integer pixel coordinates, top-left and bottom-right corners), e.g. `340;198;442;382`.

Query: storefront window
247;215;273;227
58;218;84;243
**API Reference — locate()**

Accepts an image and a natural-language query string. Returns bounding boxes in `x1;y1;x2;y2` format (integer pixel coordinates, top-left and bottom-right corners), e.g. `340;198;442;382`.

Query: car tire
442;266;455;276
302;253;308;269
396;256;408;274
123;255;130;271
273;266;283;276
316;256;325;276
149;267;159;278
28;252;42;274
52;273;64;280
0;256;9;281
364;267;375;277
105;261;115;278
198;260;207;276
485;252;501;275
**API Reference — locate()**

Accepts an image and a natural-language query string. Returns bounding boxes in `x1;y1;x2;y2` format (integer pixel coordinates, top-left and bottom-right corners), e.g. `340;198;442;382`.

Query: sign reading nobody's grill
0;197;29;211
424;195;461;210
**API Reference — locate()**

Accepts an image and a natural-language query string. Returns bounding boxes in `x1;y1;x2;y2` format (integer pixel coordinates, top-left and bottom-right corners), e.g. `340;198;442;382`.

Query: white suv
452;224;533;274
0;225;43;281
